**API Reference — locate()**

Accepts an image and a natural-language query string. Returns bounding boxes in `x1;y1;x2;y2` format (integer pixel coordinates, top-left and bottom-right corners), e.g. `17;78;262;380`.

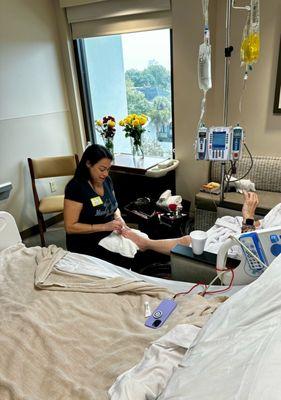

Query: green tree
146;61;170;90
125;69;156;88
149;96;171;137
125;79;151;115
125;61;170;91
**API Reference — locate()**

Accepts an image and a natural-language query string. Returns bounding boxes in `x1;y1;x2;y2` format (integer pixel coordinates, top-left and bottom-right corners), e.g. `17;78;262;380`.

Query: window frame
73;29;175;155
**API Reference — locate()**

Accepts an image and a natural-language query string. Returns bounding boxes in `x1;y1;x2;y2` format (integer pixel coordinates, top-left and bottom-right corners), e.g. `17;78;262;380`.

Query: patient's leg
122;229;191;256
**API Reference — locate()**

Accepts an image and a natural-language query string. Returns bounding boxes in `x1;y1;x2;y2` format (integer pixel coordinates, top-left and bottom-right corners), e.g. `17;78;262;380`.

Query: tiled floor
23;221;66;249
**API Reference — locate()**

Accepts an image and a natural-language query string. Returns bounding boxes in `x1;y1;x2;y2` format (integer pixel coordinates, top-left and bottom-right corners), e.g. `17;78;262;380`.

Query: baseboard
20;213;64;240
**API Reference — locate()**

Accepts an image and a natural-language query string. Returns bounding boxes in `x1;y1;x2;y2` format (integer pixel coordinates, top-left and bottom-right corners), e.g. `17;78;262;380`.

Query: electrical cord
226;142;254;184
172;283;207;299
224;162;236;194
202;268;235;295
172;268;235;298
222;142;254;197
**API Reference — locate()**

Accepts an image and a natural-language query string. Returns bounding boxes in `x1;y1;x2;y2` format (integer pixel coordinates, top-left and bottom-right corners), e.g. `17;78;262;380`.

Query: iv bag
240;0;260;66
198;42;212;92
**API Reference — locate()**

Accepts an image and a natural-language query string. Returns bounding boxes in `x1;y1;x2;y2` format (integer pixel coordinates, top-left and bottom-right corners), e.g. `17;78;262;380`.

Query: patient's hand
242;191;259;221
121;228;149;251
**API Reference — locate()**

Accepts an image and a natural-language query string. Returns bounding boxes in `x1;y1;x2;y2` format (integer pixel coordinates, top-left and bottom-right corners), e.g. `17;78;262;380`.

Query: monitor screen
212;131;226;149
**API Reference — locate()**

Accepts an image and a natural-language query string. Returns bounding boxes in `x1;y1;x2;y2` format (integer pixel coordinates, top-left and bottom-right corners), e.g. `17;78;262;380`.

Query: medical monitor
212;131;227;149
208;126;231;161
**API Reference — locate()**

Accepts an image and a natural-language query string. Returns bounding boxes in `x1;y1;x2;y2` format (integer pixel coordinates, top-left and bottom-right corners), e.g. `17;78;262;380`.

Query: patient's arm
241;191;259;232
121;229;191;255
242;191;259;222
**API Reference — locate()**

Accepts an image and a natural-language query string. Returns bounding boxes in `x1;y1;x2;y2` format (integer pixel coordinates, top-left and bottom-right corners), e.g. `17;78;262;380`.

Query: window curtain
59;0;171;38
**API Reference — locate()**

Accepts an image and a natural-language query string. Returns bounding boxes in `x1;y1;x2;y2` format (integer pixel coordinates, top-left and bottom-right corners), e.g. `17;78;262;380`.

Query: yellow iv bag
241;32;260;65
240;0;260;66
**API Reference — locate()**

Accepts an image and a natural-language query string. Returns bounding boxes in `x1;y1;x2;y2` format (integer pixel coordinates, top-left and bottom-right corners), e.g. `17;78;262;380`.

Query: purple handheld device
145;299;177;329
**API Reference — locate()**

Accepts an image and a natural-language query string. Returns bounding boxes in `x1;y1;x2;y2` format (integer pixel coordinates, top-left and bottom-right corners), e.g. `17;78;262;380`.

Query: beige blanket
0;244;226;400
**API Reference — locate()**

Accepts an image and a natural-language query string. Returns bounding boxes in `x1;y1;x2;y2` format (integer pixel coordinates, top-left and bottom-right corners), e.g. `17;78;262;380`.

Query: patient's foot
121;229;149;251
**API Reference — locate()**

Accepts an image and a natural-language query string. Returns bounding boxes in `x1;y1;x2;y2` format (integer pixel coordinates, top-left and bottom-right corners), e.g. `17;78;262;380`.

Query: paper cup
190;230;208;255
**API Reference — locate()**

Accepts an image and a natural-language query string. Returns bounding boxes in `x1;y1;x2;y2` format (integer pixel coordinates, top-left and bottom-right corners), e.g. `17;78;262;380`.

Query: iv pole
220;0;233;203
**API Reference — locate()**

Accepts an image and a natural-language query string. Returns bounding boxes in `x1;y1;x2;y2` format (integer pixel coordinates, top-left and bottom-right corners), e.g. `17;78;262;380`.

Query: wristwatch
241;218;256;233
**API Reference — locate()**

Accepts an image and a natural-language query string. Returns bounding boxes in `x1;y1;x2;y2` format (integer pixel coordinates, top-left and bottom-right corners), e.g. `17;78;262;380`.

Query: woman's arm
64;199;123;234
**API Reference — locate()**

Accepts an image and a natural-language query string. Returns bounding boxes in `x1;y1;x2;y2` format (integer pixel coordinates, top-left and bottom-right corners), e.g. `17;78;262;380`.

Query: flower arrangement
95;116;116;154
119;114;148;157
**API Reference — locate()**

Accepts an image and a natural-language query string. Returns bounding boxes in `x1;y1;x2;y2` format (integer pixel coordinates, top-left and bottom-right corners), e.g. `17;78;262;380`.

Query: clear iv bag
240;0;260;66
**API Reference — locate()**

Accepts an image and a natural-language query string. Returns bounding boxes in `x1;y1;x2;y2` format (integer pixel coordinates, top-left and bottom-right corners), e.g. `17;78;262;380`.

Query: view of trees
125;60;172;146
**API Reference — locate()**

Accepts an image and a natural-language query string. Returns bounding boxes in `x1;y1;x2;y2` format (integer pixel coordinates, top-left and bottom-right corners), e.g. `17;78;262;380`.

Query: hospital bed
2;211;279;399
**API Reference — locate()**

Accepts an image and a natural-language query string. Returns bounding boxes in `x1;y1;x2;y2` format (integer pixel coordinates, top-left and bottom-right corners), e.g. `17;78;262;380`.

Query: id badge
91;196;103;207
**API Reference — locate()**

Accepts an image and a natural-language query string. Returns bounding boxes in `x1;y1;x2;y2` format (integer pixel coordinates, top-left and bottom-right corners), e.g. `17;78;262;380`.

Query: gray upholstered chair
195;155;281;230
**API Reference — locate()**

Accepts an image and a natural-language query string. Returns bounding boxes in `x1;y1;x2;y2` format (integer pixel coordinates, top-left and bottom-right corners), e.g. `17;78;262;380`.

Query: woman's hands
242;191;259;221
103;219;124;233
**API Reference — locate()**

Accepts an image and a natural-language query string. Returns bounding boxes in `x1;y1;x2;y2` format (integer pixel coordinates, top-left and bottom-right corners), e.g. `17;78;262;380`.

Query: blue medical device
196;126;208;160
231;126;243;161
217;226;281;285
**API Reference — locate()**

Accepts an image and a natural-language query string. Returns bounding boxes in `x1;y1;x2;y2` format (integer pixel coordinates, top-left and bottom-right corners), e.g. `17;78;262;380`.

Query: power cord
226;143;254;184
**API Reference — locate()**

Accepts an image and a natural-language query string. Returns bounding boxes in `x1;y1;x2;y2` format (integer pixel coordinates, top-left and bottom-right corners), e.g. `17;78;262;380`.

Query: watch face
245;218;254;225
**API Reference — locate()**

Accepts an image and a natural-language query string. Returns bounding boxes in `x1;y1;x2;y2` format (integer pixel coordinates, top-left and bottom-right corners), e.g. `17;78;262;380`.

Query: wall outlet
49;181;56;193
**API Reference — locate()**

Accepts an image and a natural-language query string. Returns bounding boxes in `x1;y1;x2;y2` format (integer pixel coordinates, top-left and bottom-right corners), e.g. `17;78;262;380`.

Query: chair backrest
28;154;79;211
29;155;79;179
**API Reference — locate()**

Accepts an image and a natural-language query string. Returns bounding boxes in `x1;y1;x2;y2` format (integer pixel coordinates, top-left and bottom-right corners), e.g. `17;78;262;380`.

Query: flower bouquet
119;114;148;158
95;116;116;154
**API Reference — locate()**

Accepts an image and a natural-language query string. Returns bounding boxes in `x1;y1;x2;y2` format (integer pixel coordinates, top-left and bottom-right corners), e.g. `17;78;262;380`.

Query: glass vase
131;139;144;158
104;138;114;157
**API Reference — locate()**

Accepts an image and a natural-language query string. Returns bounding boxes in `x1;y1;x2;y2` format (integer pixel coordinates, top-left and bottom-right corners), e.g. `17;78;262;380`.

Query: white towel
157;190;182;208
226;175;256;193
99;229;148;258
158;190;171;200
203;216;243;259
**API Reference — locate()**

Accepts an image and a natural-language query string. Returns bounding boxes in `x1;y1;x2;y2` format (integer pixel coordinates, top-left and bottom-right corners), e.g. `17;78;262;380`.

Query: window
76;29;173;157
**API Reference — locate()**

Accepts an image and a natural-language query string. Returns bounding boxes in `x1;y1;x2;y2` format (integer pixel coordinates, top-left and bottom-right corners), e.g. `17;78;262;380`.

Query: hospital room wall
171;0;216;206
172;0;281;205
212;0;281;155
0;0;76;231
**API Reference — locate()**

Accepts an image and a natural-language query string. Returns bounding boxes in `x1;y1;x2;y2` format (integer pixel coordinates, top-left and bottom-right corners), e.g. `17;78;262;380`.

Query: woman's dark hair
74;144;113;181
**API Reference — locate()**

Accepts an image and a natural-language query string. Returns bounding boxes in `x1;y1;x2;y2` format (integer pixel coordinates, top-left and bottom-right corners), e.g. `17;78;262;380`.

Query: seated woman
64;144;133;268
122;192;281;256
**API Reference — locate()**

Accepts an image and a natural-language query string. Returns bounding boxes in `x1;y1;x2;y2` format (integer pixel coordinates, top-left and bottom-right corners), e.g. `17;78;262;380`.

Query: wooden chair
28;154;79;246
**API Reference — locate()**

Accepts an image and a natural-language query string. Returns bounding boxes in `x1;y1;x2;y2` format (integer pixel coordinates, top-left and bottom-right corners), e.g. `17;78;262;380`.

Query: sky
121;29;171;71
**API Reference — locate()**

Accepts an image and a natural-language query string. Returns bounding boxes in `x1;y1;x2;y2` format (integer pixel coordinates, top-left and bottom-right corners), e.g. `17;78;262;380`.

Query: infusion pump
196;125;244;161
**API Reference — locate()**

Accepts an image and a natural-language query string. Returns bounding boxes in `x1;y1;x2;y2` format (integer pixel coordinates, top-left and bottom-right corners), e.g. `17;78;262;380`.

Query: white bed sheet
158;254;281;400
56;252;244;297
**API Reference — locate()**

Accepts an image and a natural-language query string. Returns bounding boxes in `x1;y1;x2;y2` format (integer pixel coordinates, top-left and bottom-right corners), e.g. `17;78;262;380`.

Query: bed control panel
239;227;281;277
145;299;177;329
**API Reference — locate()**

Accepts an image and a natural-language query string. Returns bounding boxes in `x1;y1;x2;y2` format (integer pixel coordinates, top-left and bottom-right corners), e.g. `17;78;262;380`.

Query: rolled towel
99;229;148;258
166;195;182;206
158;190;171;201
